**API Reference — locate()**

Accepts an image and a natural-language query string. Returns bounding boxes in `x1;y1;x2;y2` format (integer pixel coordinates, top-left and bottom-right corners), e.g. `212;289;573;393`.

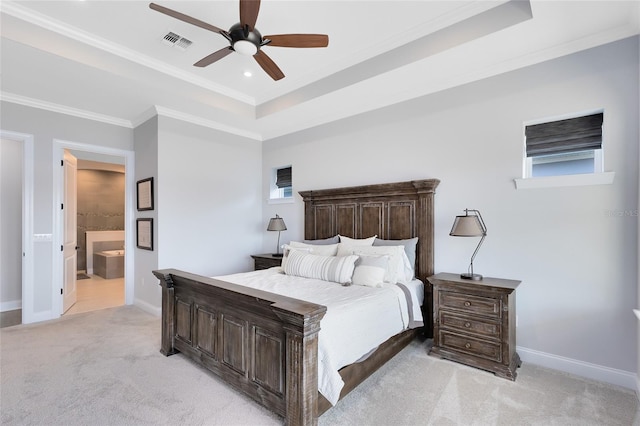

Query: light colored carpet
1;306;638;426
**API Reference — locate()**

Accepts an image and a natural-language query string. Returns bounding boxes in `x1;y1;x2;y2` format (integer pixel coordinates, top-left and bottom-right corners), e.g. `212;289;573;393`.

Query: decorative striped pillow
284;250;359;285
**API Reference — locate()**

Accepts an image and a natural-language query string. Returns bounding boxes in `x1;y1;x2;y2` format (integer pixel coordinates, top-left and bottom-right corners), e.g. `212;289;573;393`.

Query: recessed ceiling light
243;71;252;77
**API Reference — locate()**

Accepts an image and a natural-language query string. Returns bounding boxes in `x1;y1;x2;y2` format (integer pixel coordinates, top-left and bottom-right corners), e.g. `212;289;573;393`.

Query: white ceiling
1;1;638;141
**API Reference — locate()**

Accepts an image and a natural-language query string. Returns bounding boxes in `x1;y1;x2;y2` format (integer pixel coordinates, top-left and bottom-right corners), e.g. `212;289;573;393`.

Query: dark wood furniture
153;178;439;426
428;273;521;380
251;253;283;270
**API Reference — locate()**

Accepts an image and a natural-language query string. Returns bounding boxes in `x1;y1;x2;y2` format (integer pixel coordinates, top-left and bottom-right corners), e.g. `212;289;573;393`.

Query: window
270;166;292;201
524;111;603;178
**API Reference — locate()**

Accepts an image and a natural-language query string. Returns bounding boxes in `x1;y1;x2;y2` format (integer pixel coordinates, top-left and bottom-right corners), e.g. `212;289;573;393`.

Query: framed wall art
136;218;153;251
137;177;154;211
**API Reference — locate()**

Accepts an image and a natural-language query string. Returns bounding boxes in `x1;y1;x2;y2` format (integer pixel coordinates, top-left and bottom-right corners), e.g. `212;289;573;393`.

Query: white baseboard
133;298;161;317
518;346;637;390
25;309;55;324
0;300;22;312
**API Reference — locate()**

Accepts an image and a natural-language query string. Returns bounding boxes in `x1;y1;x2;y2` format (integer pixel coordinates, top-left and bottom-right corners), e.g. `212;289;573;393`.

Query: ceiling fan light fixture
149;1;329;81
233;39;258;56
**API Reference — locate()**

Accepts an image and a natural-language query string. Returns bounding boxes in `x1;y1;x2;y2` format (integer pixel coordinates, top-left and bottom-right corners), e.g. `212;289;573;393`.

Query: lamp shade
267;214;287;231
450;214;485;237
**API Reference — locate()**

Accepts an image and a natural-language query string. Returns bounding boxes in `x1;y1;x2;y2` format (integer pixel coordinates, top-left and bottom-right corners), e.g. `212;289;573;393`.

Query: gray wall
262;37;639;380
77;169;125;271
133;116;160;314
156;116;263;276
0;138;23;311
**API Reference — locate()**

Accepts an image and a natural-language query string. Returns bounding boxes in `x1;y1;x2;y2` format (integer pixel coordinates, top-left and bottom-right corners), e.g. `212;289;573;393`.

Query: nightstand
428;272;521;380
251;253;282;270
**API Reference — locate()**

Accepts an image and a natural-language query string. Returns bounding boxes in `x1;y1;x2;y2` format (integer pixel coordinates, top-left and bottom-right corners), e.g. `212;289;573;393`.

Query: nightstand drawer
439;331;502;362
254;258;281;270
439;291;501;318
439;311;500;339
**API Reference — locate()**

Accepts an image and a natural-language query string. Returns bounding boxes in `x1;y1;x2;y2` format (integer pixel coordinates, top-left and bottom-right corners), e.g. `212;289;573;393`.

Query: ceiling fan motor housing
228;22;262;55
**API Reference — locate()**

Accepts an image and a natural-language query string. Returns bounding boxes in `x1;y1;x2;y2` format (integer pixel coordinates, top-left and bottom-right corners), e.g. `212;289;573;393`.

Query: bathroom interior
67;156;125;316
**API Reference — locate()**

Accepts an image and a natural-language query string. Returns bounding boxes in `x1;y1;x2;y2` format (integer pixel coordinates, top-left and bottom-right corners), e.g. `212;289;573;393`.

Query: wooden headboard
299;179;440;335
299;179;440;281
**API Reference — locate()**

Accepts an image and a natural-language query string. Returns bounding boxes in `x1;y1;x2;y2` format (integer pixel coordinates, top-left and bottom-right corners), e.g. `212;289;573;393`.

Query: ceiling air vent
161;31;193;51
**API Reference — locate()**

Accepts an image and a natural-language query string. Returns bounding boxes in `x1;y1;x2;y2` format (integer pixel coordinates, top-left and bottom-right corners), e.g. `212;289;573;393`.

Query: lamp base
460;273;483;281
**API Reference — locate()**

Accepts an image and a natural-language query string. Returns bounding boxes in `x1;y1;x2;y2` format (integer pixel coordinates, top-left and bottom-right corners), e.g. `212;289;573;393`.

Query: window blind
525;112;603;157
275;166;292;188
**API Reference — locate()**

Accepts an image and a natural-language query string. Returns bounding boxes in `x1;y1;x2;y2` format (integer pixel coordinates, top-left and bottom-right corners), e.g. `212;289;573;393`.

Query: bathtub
101;250;125;256
85;230;125;274
93;250;125;279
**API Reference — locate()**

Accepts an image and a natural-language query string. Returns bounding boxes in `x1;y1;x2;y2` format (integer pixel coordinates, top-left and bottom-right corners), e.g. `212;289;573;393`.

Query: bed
152;178;440;426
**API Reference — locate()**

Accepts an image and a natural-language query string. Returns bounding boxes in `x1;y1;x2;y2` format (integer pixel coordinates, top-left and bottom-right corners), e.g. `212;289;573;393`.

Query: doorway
64;153;127;316
53;140;134;319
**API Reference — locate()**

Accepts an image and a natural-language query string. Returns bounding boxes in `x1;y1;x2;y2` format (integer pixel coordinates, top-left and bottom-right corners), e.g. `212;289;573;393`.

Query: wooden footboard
153;269;327;426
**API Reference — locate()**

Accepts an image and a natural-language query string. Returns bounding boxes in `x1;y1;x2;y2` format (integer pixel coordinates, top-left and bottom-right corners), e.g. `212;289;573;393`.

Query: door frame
52;139;135;317
0;130;35;323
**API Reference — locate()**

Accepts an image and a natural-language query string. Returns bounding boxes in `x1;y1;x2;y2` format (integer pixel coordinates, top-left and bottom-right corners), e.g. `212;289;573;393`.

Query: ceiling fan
149;0;329;81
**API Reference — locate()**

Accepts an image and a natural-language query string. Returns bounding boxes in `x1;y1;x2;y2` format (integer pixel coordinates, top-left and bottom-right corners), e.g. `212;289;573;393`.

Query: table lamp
267;214;287;257
450;209;487;280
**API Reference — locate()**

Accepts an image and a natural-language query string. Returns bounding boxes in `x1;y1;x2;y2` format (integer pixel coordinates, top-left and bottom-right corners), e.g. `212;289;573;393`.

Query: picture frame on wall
137;177;154;211
136;218;153;251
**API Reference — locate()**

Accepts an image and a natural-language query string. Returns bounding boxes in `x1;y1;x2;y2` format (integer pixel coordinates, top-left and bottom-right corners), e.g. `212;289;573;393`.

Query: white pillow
283;250;359;285
352;255;389;288
289;241;339;256
339;235;377;246
373;237;418;278
351;245;412;284
336;235;377;256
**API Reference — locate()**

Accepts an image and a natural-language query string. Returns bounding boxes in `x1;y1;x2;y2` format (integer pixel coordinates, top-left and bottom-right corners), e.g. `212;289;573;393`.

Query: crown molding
1;91;262;140
1;92;133;128
151;106;263;141
0;1;256;106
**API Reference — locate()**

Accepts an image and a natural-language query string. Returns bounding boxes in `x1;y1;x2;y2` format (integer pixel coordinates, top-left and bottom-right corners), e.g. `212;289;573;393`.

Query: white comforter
213;267;423;405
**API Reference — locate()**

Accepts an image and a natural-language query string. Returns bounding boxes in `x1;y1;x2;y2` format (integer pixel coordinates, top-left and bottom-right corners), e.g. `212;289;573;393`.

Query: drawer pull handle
465;343;471;349
464;301;471;307
464;322;471;328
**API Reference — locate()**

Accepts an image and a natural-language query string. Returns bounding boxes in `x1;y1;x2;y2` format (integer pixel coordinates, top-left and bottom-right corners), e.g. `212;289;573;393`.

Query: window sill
268;197;294;205
514;172;615;189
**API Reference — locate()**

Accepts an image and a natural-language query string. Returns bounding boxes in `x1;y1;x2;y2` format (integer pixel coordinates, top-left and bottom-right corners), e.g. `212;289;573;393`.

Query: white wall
263;37;639;382
157;116;263;276
0;102;134;320
0;138;23;311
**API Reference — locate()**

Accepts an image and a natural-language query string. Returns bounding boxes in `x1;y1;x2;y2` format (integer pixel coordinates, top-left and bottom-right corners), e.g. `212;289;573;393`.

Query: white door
62;150;77;313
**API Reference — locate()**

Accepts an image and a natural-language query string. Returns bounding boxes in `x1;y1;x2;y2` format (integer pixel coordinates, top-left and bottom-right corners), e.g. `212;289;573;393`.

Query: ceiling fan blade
194;47;233;67
149;3;226;35
254;50;284;81
263;34;329;48
240;0;261;32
